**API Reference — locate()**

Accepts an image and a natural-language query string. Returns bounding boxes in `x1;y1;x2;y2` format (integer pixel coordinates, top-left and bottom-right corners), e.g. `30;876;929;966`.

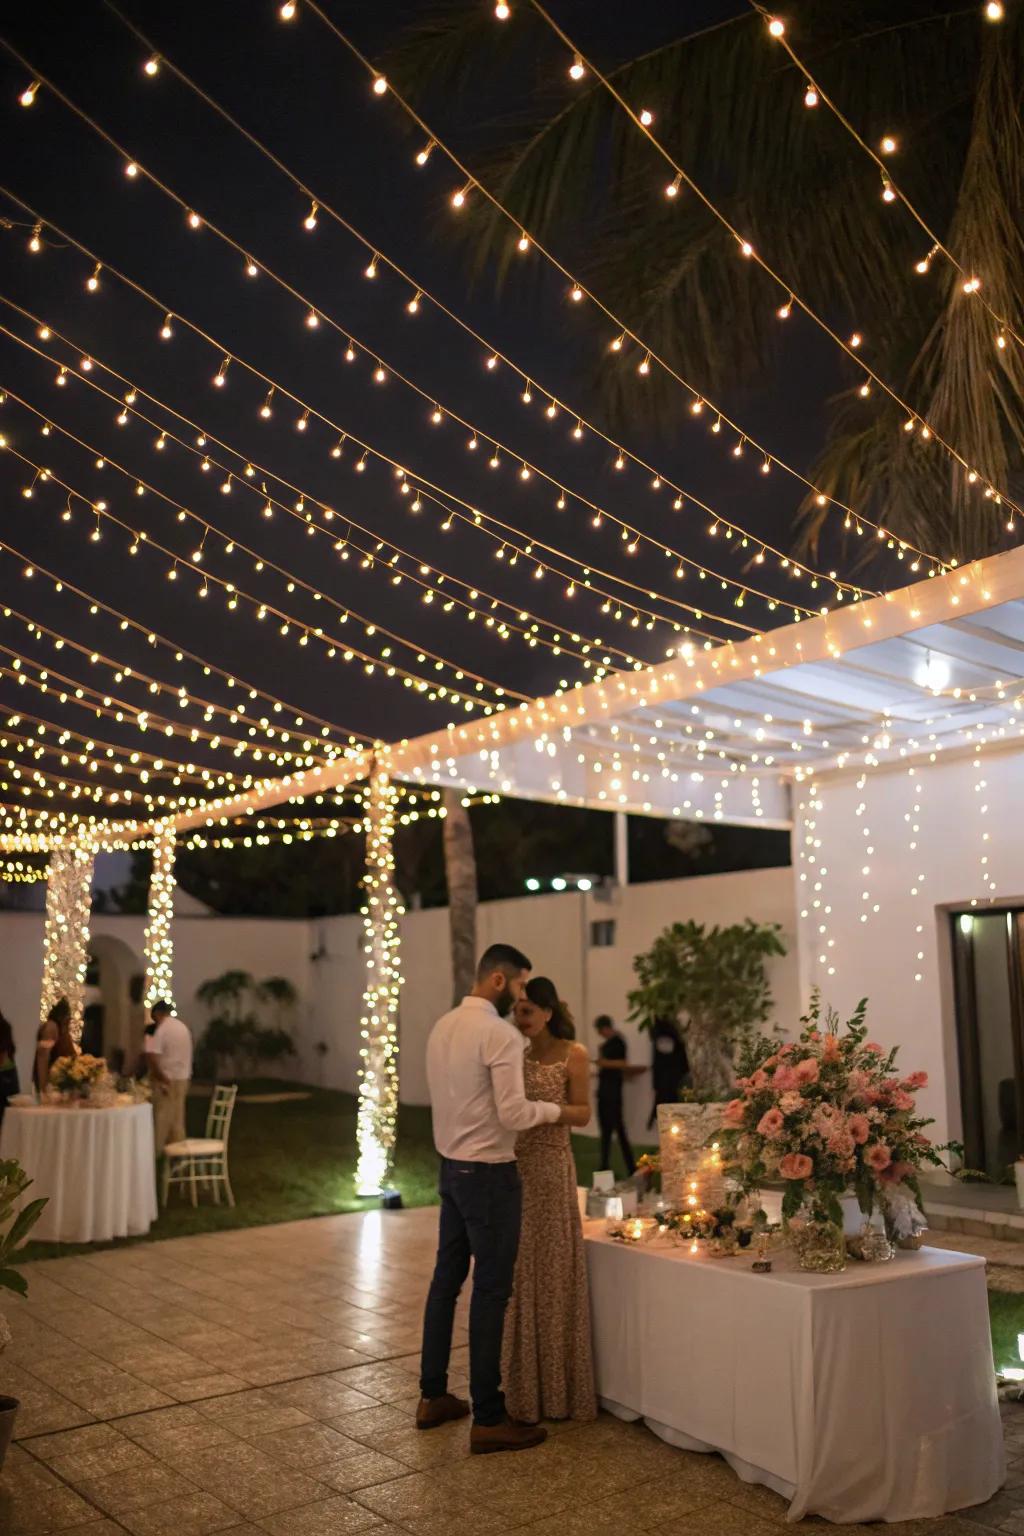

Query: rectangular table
584;1223;1004;1523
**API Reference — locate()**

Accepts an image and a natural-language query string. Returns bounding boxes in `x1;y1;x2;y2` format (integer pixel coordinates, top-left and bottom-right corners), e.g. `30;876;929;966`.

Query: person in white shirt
145;1001;193;1151
417;943;571;1456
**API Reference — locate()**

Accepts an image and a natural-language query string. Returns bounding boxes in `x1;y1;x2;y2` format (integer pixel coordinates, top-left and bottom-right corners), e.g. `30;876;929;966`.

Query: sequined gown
502;1053;597;1423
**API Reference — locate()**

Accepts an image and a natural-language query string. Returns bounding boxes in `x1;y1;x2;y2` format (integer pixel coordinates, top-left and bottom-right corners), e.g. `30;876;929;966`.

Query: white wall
794;746;1024;1148
1;865;799;1151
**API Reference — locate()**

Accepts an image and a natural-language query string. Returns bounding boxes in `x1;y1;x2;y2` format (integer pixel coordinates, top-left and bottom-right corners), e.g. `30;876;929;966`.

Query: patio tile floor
0;1205;1018;1535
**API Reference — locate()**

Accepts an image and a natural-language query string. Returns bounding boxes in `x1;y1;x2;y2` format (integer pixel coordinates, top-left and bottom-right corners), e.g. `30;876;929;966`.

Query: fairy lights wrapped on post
144;822;176;1010
40;832;97;1044
355;764;404;1197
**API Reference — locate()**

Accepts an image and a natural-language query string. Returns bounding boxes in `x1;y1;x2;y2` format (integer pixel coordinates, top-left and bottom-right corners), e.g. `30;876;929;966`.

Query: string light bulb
495;1;511;16
244;257;258;277
186;210;201;229
880;135;897;155
768;16;785;36
665;174;682;198
372;75;388;95
304;200;319;230
19;80;39;108
639;108;654;126
160;313;173;339
415;141;434;166
517;231;530;251
28;224;42;253
213;356;230;387
406;291;421;314
568;54;585;80
124;160;139;178
984;0;1004;18
803;83;818;107
365;254;378;279
143;55;160;77
451;184;470;210
86;263;102;292
279;0;297;17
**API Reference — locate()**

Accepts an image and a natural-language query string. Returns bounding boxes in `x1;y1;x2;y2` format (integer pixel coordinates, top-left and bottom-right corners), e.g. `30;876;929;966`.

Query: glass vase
787;1209;847;1273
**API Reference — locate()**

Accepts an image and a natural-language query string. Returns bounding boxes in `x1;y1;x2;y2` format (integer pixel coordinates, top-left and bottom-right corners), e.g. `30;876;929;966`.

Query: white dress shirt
145;1015;193;1082
426;995;560;1162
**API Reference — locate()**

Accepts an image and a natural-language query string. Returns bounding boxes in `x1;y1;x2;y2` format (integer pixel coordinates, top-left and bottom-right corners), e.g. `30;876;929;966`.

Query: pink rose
757;1107;786;1139
778;1152;813;1180
794;1057;820;1086
750;1069;769;1091
864;1042;884;1055
848;1113;870;1145
864;1142;892;1172
904;1071;928;1090
889;1089;914;1111
773;1064;798;1092
723;1098;746;1127
878;1159;913;1185
779;1091;804;1115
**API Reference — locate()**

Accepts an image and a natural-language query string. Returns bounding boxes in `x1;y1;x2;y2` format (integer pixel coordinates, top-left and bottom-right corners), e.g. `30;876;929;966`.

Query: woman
502;977;597;1424
0;1012;19;1124
34;997;74;1095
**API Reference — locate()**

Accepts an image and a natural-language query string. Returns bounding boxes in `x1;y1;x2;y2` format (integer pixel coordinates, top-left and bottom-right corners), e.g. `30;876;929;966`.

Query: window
590;920;616;949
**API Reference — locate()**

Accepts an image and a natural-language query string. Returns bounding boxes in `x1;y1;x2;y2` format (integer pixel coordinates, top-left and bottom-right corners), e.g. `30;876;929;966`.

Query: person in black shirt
0;1011;19;1124
594;1015;637;1175
647;1016;689;1128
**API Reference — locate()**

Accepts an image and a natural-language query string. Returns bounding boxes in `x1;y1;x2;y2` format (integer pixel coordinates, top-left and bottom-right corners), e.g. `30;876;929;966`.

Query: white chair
162;1084;238;1208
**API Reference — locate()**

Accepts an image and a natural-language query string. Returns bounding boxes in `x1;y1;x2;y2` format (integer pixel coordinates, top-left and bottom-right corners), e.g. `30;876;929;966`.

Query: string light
568;54;585;80
143;55;160;77
355;766;403;1196
19;80;39;107
303;200;318;230
143;821;176;1008
40;832;97;1044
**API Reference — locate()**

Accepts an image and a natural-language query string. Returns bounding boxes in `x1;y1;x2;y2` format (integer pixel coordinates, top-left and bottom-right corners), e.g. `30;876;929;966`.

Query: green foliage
628;920;785;1093
195;972;298;1080
0;1159;46;1297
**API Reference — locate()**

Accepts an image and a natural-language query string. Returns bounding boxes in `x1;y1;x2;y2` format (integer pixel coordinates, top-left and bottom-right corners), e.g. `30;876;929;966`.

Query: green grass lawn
16;1080;1023;1373
18;1079;651;1263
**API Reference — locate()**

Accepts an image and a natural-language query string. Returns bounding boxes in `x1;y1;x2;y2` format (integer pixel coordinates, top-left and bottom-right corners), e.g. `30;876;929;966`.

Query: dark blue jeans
419;1158;522;1426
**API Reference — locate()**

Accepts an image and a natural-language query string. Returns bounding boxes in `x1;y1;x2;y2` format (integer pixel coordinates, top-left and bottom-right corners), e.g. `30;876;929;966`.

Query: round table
0;1103;158;1243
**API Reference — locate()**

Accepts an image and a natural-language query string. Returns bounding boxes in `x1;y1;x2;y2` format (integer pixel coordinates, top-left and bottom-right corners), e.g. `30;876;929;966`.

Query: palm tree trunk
442;790;478;1006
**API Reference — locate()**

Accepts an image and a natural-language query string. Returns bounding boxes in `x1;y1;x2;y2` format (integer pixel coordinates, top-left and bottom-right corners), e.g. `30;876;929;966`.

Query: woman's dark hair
48;997;71;1027
0;1012;14;1057
525;977;575;1040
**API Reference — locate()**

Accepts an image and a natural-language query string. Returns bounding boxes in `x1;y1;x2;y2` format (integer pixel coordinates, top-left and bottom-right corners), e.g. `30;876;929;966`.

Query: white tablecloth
0;1104;157;1243
585;1224;1004;1523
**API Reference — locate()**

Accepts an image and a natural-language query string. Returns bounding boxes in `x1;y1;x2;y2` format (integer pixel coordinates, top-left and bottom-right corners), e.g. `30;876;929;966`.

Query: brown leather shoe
416;1393;470;1430
470;1418;547;1454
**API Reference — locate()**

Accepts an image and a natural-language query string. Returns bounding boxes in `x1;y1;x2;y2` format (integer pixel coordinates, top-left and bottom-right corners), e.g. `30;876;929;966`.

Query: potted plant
0;1159;47;1466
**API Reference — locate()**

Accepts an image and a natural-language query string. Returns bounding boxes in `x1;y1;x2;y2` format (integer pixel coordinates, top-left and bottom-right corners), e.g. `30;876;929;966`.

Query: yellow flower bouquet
49;1053;108;1101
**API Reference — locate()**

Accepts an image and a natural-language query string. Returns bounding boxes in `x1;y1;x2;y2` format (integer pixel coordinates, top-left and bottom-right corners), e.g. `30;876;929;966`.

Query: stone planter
0;1396;18;1471
657;1102;727;1212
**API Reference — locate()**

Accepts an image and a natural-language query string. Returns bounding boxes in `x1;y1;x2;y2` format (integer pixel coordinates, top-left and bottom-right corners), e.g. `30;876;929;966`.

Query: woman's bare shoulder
567;1041;590;1062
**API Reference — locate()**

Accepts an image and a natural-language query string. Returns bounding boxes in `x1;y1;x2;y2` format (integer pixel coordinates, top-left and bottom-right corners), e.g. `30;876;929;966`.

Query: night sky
0;0;882;828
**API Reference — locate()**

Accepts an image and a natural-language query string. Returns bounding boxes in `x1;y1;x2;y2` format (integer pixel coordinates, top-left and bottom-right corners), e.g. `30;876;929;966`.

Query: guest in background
145;1001;193;1151
0;1011;19;1123
503;977;597;1425
646;1016;689;1129
593;1014;639;1176
34;997;74;1095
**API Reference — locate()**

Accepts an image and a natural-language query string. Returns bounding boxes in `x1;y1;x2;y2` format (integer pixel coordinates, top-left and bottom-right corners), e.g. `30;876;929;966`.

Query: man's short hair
595;1014;615;1032
477;943;532;981
151;1000;172;1018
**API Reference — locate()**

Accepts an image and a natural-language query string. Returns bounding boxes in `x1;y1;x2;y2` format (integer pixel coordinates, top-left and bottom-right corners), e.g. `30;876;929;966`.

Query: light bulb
665;175;681;198
615;453;625;470
86;264;101;291
160;314;173;338
768;16;785;36
881;178;896;202
431;407;443;424
804;83;818;107
365;256;378;278
28;226;42;253
495;1;510;16
880;135;897;155
124;161;139;178
407;292;421;313
80;356;92;371
374;365;386;383
304;201;318;230
985;0;1004;18
345;345;356;362
740;240;753;257
485;354;498;370
638;353;651;376
569;55;585;80
305;309;319;327
859;381;871;397
245;258;258;277
517;231;530;252
777;300;792;318
570;284;583;301
415;141;434;166
962;275;981;293
610;334;624;351
187;211;201;229
372;75;387;95
279;0;297;17
143;56;160;76
997;332;1008;349
915;256;930;274
850;332;862;348
19;81;39;107
639;108;654;126
37;326;50;340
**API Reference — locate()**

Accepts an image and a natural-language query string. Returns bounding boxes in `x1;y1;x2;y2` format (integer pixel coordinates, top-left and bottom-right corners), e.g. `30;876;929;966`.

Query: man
647;1016;689;1129
418;943;572;1454
594;1014;638;1176
145;1000;193;1151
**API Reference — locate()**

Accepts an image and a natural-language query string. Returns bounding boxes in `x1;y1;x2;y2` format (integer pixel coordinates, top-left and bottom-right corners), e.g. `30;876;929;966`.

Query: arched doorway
86;934;146;1075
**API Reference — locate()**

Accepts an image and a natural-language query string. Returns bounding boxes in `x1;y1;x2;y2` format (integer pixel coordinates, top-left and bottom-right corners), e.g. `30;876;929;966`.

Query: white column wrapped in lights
40;833;97;1045
144;822;177;1010
356;765;404;1196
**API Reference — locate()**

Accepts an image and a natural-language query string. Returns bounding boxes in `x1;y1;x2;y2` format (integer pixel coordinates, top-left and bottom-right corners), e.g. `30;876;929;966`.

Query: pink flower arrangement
721;996;943;1226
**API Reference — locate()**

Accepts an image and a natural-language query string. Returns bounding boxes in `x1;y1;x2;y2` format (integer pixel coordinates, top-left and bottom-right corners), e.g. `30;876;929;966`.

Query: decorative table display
0;1101;157;1244
718;996;944;1273
584;1224;1003;1523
